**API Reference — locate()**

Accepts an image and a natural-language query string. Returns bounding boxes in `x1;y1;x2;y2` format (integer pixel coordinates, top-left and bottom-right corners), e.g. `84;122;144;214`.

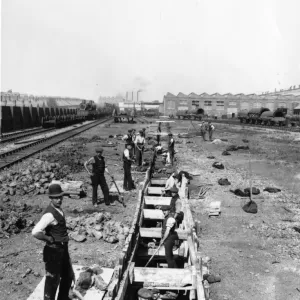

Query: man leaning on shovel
84;147;112;207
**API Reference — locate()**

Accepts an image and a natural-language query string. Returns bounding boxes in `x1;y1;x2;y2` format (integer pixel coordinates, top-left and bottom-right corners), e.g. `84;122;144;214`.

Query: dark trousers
43;244;73;300
201;131;207;141
135;147;143;166
168;149;174;166
208;130;213;141
123;162;134;190
91;173;109;204
157;135;160;144
164;234;177;268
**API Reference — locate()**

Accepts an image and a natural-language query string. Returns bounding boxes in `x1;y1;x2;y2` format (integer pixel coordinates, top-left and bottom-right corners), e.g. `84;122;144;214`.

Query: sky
1;0;300;102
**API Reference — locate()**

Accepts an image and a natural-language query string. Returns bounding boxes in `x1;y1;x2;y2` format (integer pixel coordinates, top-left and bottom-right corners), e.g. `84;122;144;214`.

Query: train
238;107;300;127
0;92;115;133
175;109;205;120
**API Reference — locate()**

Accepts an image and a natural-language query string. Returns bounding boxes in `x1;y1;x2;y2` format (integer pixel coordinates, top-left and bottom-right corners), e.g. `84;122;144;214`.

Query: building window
179;100;188;105
204;101;212;106
229;101;236;106
253;102;262;108
216;101;224;106
167;100;175;109
192;100;199;106
241;102;249;110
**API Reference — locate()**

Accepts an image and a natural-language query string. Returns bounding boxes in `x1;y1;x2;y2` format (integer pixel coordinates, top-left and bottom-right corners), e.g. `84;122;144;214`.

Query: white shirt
166;217;176;229
134;135;145;145
32;206;64;235
124;149;130;159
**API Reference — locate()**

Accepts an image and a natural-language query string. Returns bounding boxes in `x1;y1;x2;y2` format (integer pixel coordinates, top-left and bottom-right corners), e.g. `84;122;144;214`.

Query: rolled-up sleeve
32;213;55;235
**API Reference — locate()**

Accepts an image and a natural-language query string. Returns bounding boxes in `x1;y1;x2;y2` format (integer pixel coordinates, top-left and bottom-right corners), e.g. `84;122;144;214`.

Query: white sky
1;0;300;101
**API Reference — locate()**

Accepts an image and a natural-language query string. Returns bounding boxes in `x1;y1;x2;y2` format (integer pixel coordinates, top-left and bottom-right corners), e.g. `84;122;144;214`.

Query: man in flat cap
122;129;134;155
167;133;175;166
160;205;177;268
134;130;146;166
32;184;75;300
84;147;110;207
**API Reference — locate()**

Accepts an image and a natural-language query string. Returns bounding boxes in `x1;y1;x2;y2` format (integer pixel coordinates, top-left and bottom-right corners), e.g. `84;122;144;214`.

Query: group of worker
31;124;180;300
199;120;215;141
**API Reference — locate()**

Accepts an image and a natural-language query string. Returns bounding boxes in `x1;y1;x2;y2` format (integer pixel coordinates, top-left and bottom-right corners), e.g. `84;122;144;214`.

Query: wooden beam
137;247;179;258
147;186;164;195
144;196;172;206
143;209;164;220
133;267;192;287
139;227;188;240
150;179;167;186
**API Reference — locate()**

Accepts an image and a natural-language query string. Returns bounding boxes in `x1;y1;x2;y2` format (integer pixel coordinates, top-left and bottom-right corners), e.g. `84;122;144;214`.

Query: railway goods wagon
176;109;204;120
1;92;112;133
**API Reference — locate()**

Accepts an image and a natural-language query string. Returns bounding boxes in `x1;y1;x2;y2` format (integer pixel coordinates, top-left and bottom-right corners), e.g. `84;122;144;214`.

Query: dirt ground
174;120;300;300
0;120;150;300
1;119;300;300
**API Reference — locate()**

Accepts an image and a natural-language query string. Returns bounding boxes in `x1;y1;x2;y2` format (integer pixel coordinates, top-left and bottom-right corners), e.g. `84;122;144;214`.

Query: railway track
0;128;54;144
0;118;112;171
178;118;300;133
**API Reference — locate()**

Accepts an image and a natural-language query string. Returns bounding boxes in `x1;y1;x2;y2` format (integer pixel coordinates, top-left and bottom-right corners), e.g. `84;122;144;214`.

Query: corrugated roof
294;105;300;109
177;92;187;97
165;92;175;97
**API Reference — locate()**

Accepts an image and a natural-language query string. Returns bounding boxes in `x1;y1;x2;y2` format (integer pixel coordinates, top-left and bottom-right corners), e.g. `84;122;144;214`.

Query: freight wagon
176;109;204;120
0;92;113;133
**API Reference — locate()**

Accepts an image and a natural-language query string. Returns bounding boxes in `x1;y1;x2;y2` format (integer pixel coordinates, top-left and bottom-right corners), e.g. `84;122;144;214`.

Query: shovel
107;172;126;207
145;242;164;267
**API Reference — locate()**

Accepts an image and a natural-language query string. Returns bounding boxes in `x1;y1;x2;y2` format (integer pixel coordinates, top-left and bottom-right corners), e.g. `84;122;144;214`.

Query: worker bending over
32;184;75;300
160;205;178;268
163;172;180;196
123;144;135;191
134;130;145;166
84;147;110;206
199;121;207;141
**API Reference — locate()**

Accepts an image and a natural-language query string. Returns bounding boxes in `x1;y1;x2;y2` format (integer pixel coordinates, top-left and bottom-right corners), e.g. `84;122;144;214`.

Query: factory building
162;91;300;117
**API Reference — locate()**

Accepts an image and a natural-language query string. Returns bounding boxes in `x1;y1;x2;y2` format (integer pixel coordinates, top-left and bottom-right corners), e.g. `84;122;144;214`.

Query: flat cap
128;129;133;132
160;205;171;211
95;147;103;153
137;288;153;299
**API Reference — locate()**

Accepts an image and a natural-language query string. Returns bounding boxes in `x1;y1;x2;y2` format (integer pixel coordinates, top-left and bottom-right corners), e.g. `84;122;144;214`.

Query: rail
0;118;112;171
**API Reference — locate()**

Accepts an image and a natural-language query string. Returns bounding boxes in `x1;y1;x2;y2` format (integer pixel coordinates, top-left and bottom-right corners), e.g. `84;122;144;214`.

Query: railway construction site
0;116;300;300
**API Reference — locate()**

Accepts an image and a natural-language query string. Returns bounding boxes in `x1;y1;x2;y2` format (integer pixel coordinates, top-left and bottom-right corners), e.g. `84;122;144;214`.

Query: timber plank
139;227;187;240
147;186;164;195
151;179;167;186
144;196;172;206
137;247;180;258
133;267;192;287
143;209;164;220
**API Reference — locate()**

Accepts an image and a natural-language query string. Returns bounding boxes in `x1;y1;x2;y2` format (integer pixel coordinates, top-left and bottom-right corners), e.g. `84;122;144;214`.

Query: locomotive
238;107;300;127
176;109;205;120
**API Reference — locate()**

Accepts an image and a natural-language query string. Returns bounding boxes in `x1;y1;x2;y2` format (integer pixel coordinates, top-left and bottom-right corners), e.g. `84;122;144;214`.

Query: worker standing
208;121;215;141
132;129;137;156
168;133;175;166
134;130;145;166
123;144;135;191
84;147;110;207
32;184;75;300
156;122;162;144
142;128;146;138
160;205;177;268
200;121;207;141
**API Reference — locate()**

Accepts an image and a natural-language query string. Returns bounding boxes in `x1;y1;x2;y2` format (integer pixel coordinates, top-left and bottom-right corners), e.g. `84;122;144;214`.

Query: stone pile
0;159;72;197
67;212;130;244
0;201;41;237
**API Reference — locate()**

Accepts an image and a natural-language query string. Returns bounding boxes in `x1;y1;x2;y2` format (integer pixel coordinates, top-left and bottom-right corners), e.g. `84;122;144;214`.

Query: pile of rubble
0;159;72;197
0;201;41;238
67;212;130;244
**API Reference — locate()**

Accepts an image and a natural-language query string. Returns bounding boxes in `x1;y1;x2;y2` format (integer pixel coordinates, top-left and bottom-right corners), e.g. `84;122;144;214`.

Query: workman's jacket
44;204;69;243
92;155;105;175
208;124;215;131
